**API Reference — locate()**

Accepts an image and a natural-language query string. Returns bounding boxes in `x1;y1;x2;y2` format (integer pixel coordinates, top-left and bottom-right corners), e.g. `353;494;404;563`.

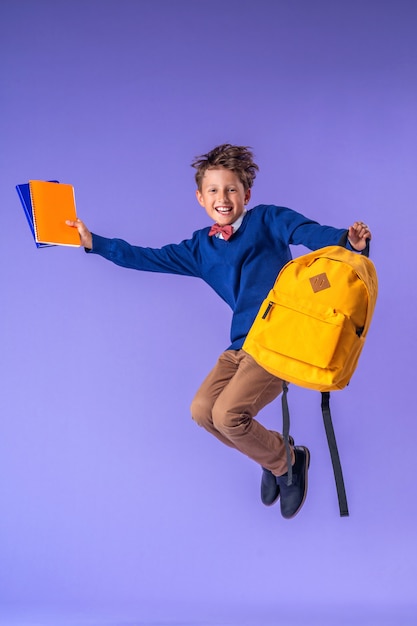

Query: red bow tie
209;223;234;241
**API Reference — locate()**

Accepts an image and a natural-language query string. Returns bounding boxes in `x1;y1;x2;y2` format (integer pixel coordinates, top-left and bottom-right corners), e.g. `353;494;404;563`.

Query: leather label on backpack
310;273;331;292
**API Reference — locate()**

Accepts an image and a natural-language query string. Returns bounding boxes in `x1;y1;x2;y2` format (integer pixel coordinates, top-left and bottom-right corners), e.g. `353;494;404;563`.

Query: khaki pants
190;349;294;476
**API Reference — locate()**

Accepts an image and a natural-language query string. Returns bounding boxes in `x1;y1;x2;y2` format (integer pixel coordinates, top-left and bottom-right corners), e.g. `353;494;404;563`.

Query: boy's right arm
65;219;201;278
66;218;92;250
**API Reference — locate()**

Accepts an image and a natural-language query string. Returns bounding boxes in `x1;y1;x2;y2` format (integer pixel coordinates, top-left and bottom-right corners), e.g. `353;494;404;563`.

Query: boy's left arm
347;221;372;251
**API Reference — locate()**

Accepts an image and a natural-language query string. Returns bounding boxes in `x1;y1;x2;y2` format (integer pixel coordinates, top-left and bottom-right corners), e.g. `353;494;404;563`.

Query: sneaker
277;446;310;519
260;436;294;506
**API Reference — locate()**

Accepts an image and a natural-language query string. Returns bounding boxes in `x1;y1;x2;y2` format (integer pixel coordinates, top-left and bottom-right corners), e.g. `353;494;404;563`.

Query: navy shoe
277;446;310;519
261;468;280;506
261;436;295;506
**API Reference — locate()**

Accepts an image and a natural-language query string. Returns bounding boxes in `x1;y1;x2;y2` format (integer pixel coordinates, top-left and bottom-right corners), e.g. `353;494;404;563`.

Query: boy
68;144;371;519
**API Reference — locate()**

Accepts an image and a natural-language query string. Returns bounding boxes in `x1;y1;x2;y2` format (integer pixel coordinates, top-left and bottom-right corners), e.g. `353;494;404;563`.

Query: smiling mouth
215;206;233;214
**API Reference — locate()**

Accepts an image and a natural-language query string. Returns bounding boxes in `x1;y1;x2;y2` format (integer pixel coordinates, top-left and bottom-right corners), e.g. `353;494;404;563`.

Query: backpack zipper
262;301;274;319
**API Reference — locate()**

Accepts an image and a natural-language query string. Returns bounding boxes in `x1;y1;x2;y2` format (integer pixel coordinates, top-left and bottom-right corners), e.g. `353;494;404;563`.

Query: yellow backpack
243;244;378;390
243;240;378;516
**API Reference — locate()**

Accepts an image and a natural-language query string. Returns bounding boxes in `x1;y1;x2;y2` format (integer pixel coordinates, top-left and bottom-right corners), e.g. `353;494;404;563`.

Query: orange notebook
29;180;80;247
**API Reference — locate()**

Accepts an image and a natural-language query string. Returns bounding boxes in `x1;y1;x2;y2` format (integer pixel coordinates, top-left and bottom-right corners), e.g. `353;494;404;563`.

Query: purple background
1;1;416;624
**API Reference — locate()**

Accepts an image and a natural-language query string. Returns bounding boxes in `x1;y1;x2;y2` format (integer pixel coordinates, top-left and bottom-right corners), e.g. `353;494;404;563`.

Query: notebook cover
29;180;80;247
16;182;54;248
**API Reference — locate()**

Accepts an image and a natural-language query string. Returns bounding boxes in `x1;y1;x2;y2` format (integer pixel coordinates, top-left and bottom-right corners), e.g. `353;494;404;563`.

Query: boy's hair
191;144;259;191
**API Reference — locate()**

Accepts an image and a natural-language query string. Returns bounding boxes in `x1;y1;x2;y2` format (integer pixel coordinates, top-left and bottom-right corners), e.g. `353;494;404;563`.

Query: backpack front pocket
254;294;358;369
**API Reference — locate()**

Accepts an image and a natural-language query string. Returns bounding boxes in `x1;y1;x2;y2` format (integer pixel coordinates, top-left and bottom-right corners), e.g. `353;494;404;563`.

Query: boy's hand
347;221;372;251
66;218;93;250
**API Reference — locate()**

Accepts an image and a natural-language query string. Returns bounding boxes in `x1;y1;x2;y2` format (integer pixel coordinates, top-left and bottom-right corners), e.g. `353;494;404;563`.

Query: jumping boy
67;144;371;519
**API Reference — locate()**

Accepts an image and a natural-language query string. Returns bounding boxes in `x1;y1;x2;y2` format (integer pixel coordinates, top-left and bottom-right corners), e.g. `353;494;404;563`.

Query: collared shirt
216;210;246;239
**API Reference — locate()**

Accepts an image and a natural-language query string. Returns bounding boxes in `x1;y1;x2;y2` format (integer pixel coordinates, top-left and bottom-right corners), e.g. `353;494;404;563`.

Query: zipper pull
262;301;274;319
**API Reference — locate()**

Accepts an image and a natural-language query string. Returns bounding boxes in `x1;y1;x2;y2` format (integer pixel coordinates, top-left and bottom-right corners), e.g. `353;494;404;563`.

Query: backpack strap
321;392;349;517
280;386;349;515
281;381;293;486
338;231;370;258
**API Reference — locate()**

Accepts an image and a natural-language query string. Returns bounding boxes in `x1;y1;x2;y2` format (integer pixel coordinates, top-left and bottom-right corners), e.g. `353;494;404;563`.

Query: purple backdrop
1;1;416;625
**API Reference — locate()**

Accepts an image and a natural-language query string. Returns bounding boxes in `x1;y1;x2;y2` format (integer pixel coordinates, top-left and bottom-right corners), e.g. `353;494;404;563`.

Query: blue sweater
89;204;347;350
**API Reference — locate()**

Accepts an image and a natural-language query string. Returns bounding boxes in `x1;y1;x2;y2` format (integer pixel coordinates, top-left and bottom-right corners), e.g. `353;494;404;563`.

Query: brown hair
191;144;259;191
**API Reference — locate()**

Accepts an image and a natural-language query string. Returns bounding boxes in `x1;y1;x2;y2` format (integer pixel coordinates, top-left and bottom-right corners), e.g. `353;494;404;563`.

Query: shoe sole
282;446;311;520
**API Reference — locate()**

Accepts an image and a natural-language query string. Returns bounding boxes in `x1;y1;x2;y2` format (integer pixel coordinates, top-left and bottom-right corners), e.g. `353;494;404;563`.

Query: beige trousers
190;349;294;476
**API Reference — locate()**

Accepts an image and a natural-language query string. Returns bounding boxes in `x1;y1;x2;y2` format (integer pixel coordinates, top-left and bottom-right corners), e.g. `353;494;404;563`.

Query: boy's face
196;167;251;225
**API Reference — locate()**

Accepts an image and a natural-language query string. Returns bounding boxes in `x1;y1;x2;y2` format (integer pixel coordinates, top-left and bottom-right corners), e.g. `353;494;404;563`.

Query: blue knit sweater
89;204;347;350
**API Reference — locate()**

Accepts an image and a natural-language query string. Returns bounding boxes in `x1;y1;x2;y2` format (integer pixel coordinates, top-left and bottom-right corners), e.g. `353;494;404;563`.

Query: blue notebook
16;180;58;248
